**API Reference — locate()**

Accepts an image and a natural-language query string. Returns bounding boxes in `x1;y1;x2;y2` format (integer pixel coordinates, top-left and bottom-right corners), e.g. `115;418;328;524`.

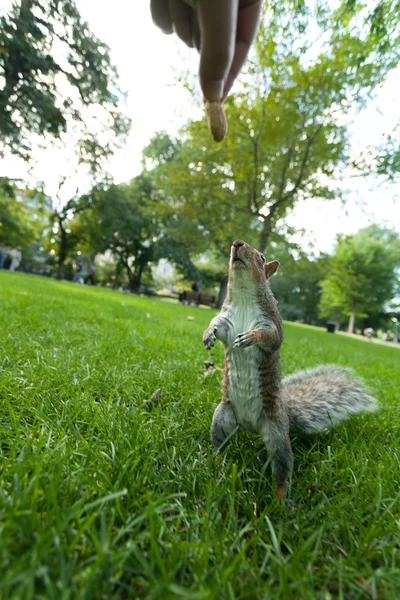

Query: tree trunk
128;278;141;294
217;276;228;308
127;261;146;294
361;317;368;335
57;223;68;279
125;267;139;293
259;218;271;254
57;261;65;280
348;306;356;334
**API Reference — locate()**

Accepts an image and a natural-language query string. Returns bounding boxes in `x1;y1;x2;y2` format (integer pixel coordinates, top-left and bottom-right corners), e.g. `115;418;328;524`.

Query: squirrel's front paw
203;327;217;350
233;331;256;349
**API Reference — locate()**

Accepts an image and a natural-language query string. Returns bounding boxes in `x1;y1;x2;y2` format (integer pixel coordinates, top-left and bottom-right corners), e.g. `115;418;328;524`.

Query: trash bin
326;322;336;333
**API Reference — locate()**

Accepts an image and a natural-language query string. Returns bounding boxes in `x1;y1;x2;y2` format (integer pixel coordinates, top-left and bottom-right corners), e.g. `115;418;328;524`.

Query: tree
78;175;192;293
0;177;51;250
375;124;400;182
143;131;261;304
269;247;329;324
157;0;400;254
0;0;130;170
46;179;96;279
353;122;400;184
319;226;399;333
369;0;400;182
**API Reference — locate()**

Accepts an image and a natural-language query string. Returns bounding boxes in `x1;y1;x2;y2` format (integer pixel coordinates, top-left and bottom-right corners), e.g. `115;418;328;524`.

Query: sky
1;1;399;254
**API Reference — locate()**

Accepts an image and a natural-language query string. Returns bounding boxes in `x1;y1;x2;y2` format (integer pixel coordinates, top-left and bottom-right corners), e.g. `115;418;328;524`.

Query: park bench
179;290;217;308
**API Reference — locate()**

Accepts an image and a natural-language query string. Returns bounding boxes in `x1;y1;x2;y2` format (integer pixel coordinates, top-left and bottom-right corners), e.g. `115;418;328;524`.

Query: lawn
0;273;399;599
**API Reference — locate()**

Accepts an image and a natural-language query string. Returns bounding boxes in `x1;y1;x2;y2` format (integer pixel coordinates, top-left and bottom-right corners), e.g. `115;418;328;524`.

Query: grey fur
210;401;238;449
282;364;378;434
260;416;293;487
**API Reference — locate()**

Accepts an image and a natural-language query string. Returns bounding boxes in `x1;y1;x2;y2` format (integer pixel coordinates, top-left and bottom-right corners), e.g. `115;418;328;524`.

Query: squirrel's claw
203;328;217;350
233;331;255;349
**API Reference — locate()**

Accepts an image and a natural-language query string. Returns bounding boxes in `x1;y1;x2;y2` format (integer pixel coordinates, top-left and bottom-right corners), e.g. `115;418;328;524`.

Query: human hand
150;0;264;103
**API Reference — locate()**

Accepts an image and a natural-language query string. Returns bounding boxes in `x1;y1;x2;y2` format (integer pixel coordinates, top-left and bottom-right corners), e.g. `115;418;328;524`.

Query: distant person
0;242;8;269
9;246;22;272
150;0;264;103
191;280;201;306
191;280;201;293
85;261;96;285
73;261;85;284
364;327;373;340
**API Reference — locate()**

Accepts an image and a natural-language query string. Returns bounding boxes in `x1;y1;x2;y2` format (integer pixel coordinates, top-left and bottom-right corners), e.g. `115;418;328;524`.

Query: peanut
205;101;227;143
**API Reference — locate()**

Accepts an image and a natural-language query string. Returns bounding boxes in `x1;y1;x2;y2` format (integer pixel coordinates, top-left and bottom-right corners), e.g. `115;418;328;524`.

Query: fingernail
203;79;224;103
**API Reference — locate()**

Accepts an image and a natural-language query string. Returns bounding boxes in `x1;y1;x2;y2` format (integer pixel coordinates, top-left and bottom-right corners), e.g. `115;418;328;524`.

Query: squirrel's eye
260;254;265;263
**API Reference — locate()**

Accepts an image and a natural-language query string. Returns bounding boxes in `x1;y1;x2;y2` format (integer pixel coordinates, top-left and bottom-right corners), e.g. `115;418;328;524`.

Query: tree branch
282;125;322;201
277;145;293;200
250;101;267;214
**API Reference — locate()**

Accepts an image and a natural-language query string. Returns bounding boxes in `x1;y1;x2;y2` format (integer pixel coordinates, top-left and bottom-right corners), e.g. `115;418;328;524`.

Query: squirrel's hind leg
211;401;238;449
260;419;293;499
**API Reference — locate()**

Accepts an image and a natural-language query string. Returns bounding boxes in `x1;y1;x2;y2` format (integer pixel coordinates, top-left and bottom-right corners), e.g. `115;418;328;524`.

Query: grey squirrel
202;240;377;499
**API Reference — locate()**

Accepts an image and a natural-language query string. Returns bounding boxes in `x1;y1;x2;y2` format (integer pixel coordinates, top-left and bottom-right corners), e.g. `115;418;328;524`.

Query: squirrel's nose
232;240;245;249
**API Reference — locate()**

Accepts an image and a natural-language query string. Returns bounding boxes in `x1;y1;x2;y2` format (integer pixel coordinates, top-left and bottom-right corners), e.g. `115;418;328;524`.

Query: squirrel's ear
265;260;279;279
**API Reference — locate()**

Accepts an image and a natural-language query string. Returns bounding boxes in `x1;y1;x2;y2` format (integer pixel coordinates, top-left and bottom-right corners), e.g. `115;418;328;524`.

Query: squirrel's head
229;240;279;283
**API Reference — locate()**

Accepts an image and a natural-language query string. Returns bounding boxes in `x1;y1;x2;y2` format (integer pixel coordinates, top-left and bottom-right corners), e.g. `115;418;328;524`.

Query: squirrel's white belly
226;305;266;433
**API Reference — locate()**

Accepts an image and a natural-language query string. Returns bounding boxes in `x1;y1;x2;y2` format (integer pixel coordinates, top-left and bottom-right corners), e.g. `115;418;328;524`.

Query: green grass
0;273;399;599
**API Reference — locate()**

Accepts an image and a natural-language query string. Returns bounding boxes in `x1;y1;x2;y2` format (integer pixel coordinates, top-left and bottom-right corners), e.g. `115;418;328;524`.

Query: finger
192;12;201;51
150;0;173;34
169;0;195;47
197;0;239;102
222;0;263;101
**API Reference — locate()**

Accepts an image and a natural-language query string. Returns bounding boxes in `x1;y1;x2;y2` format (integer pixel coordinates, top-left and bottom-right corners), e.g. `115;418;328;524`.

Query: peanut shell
205;101;227;143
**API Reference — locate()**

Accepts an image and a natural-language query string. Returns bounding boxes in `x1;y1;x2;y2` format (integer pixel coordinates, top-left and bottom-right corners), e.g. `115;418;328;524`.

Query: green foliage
144;132;245;279
270;247;330;324
158;0;400;253
77;175;197;291
0;0;130;169
46;180;97;278
0;274;399;597
0;180;32;246
0;177;51;250
93;253;125;288
77;176;158;291
375;124;400;181
320;225;399;331
354;123;400;182
143;131;182;168
366;0;400;59
144;130;260;257
192;251;230;294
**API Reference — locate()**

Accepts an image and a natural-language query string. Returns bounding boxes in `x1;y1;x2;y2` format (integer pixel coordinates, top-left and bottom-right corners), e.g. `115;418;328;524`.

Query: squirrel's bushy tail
282;365;377;434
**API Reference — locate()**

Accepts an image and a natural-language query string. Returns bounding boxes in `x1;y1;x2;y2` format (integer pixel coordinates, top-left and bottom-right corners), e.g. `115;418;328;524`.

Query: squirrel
202;239;377;499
